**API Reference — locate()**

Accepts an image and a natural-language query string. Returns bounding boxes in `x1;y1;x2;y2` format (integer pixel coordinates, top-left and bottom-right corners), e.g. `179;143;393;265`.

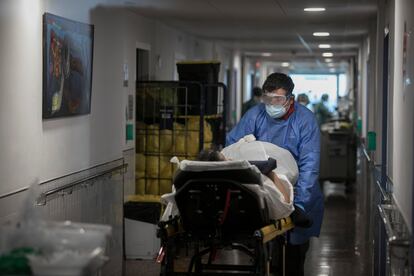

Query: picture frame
42;13;94;119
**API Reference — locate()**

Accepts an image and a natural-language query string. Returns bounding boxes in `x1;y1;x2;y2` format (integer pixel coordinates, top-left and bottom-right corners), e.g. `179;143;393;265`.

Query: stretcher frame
156;178;294;276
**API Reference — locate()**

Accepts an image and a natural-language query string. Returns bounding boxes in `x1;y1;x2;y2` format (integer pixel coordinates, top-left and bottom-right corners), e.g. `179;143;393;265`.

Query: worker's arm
294;116;321;212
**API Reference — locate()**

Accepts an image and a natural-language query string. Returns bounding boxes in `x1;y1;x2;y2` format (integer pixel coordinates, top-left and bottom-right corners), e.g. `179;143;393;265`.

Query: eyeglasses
262;93;291;105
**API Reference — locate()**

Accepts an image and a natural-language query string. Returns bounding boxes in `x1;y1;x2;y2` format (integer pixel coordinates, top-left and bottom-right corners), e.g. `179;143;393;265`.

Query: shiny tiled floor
126;181;364;276
305;181;364;276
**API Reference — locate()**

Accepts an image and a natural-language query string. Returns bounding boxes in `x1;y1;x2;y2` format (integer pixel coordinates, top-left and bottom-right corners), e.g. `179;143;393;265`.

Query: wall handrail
40;158;125;186
0;158;126;200
377;204;410;247
376;180;391;203
36;163;127;206
362;147;371;163
0;187;31;200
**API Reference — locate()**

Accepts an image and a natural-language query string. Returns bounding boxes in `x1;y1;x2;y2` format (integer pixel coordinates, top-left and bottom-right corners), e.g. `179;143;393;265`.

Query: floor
125;181;365;276
304;181;364;276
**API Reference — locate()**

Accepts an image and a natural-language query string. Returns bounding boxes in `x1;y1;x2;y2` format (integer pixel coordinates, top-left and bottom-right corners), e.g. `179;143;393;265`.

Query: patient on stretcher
161;135;298;221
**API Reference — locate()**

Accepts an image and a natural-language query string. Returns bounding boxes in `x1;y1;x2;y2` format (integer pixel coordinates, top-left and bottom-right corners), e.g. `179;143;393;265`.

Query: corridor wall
0;0;231;222
391;0;414;232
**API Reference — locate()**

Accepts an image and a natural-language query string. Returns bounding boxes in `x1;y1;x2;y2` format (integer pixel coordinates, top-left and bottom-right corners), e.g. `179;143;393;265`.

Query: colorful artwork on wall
43;13;94;118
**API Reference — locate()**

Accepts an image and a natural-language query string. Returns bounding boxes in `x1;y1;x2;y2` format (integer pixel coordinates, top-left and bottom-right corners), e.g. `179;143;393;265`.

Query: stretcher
156;160;297;275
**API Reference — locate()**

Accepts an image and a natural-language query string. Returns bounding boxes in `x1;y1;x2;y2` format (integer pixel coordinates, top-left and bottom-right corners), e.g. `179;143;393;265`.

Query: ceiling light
281;62;290;67
261;53;271;57
318;44;331;49
313;32;330;37
324;58;333;62
322;52;333;57
304;7;326;12
329;68;336;73
327;63;334;67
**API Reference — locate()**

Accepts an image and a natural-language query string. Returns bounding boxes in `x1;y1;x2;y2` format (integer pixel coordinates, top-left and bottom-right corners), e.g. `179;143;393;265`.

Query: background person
242;86;263;115
297;93;310;108
313;93;333;126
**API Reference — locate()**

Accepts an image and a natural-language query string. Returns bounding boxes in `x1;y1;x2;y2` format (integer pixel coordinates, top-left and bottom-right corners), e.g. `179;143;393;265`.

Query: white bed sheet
160;157;294;221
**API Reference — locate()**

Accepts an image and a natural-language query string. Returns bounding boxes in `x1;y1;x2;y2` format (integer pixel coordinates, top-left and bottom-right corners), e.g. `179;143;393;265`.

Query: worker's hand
291;205;313;228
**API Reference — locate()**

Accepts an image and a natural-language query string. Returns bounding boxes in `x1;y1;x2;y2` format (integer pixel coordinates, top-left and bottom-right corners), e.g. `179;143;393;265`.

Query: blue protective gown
226;102;324;244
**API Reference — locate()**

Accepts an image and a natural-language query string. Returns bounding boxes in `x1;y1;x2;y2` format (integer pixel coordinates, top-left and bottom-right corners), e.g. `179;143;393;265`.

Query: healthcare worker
314;93;333;126
242;86;263;115
226;72;323;276
297;93;310;108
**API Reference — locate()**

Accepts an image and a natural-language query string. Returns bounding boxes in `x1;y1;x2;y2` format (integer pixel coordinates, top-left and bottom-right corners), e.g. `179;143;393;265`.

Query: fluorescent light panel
324;58;333;62
313;32;330;37
304;7;326;12
322;52;333;57
281;62;290;67
318;44;331;49
261;53;271;57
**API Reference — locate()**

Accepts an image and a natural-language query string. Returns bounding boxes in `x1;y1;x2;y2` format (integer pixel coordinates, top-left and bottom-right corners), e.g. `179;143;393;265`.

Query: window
290;74;340;112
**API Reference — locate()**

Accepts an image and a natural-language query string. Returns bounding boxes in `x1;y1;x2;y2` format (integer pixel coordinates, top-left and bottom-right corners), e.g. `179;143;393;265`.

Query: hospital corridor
0;0;412;275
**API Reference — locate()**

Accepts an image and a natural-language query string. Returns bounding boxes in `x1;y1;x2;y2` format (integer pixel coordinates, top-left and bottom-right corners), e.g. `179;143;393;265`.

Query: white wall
38;3;131;184
232;51;243;122
373;4;385;164
359;37;370;139
212;43;233;84
346;58;356;116
243;57;253;102
0;0;45;196
153;22;181;80
0;0;233;204
367;20;378;142
391;0;414;231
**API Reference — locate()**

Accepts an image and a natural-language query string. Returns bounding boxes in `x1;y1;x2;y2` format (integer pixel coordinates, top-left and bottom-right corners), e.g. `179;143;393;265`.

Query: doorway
136;48;150;81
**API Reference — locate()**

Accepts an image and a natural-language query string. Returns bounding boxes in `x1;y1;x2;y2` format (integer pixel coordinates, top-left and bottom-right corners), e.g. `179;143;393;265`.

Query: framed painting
43;13;94;118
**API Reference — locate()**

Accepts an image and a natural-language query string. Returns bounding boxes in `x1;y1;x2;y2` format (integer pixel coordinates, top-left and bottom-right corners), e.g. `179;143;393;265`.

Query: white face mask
265;103;288;118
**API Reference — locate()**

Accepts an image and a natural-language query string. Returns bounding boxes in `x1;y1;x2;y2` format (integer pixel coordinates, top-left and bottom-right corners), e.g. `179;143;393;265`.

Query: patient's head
197;149;227;161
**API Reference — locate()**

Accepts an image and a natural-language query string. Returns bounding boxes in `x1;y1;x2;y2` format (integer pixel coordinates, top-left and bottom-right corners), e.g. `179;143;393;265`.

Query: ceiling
123;0;378;73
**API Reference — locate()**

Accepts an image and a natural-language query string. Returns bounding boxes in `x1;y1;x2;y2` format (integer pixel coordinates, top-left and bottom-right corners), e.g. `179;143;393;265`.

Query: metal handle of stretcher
160;216;294;243
255;217;294;244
